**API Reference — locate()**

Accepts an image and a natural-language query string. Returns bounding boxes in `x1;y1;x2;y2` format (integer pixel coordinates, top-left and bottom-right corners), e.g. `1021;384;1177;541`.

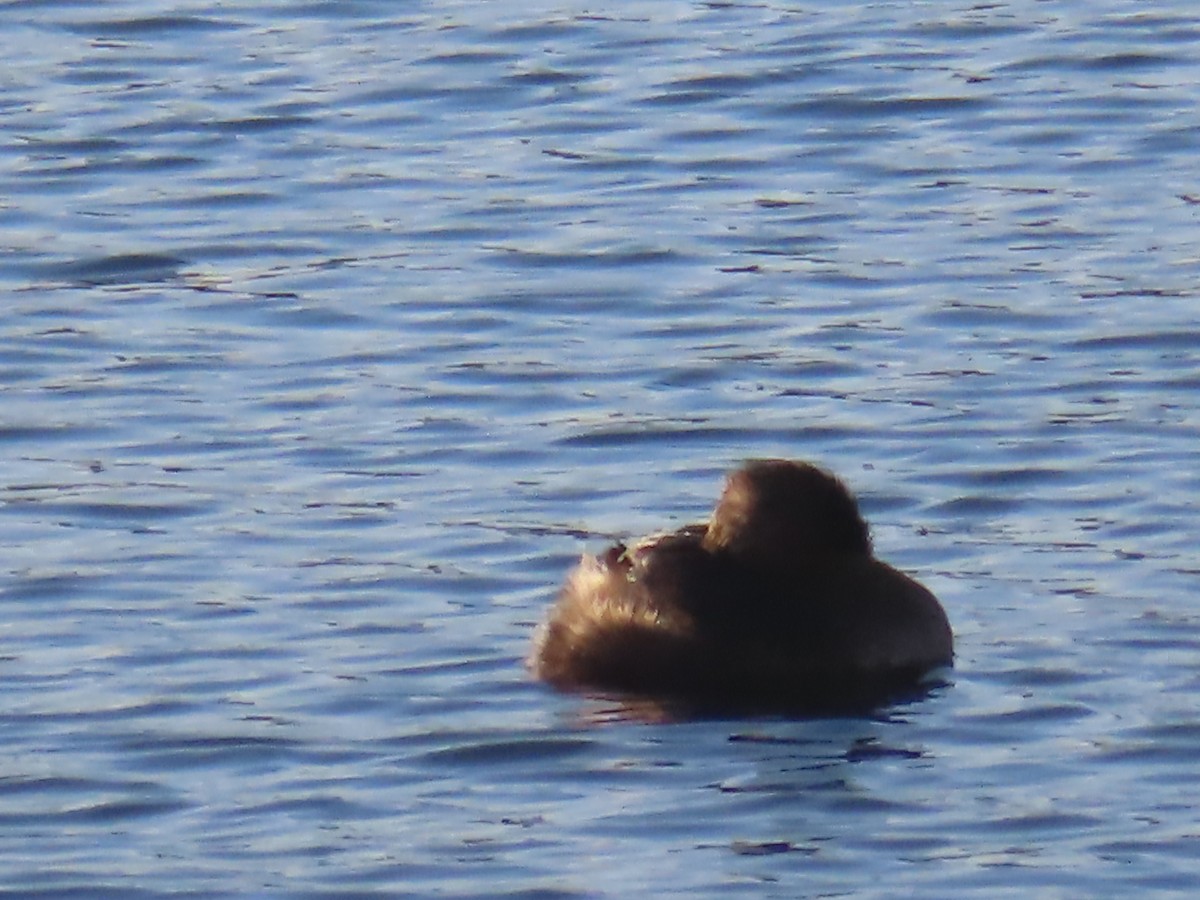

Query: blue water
3;1;1200;896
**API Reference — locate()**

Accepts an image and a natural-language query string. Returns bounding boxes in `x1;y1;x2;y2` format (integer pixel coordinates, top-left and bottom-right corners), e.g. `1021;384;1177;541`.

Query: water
2;1;1200;895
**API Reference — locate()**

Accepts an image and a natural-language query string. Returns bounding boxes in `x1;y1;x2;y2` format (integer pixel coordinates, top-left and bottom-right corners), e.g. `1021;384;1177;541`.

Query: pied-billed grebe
529;460;952;712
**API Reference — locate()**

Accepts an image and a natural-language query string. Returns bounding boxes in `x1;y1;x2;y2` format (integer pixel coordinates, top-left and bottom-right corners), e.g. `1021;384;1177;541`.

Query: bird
529;459;952;713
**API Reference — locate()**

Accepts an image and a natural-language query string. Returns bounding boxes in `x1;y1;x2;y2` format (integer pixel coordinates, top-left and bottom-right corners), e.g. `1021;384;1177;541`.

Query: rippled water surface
3;1;1200;896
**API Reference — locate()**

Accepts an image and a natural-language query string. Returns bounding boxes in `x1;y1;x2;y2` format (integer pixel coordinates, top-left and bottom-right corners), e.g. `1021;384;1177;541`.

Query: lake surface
3;1;1200;896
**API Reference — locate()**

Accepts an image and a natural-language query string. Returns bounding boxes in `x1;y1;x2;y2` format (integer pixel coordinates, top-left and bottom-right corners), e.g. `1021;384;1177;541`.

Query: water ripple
2;0;1200;896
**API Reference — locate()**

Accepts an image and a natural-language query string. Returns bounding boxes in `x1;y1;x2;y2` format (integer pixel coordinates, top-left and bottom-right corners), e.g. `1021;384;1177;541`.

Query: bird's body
529;460;952;712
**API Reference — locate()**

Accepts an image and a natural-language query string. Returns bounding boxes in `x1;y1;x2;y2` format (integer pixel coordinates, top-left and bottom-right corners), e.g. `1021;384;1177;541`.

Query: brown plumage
529;460;952;713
